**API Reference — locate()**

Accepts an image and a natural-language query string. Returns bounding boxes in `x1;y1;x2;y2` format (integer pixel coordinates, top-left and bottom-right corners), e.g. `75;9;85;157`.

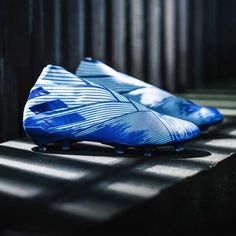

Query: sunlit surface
0;157;87;180
144;164;199;178
1;139;36;150
189;99;236;109
205;138;236;150
106;181;160;198
0;178;43;198
54;199;121;221
218;108;236;117
229;129;236;136
50;154;124;166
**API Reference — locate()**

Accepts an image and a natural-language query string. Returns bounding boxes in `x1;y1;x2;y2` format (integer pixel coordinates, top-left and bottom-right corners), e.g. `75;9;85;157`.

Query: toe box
158;114;201;143
190;106;224;128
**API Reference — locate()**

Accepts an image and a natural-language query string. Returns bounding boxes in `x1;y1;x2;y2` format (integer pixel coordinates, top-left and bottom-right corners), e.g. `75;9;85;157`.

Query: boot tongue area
123;87;173;107
77;59;151;93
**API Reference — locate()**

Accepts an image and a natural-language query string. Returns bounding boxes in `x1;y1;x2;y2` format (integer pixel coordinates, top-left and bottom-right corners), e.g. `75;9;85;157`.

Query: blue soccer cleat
76;58;223;132
23;65;200;157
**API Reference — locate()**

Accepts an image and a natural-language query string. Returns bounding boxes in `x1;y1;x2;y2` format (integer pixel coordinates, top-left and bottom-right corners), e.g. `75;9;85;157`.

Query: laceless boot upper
76;58;223;130
23;65;200;156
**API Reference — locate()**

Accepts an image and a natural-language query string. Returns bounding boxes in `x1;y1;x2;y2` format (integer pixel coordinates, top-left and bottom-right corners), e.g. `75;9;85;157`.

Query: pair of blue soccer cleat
23;58;223;157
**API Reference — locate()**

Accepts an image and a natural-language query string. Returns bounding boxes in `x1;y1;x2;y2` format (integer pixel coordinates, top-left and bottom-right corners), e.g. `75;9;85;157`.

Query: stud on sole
144;149;152;157
61;141;71;151
201;128;208;134
115;146;125;155
175;144;184;152
39;145;47;152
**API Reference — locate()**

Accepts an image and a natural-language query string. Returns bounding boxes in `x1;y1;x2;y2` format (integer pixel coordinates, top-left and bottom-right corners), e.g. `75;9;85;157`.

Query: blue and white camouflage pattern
23;65;200;156
76;58;223;130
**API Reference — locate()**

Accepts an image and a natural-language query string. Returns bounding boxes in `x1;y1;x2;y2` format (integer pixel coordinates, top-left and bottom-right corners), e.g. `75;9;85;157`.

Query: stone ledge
0;116;235;234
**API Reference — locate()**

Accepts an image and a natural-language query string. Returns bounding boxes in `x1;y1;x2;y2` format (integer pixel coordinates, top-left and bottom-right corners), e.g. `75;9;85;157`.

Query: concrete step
0;94;236;234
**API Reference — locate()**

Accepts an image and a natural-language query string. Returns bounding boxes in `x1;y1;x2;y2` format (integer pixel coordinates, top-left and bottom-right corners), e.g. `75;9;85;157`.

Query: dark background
0;0;236;142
